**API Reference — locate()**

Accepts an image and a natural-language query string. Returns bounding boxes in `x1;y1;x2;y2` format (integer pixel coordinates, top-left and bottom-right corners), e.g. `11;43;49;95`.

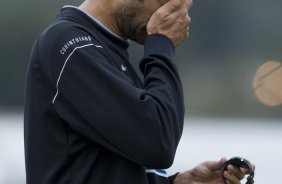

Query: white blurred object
0;113;25;184
168;118;282;184
0;114;282;184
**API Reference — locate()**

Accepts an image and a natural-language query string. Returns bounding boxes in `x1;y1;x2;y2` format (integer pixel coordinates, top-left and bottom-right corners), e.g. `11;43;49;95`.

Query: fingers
207;157;228;172
162;0;184;13
158;1;190;19
184;0;193;10
223;170;241;184
147;0;193;46
146;0;193;46
219;157;228;165
223;165;245;184
224;163;255;184
227;165;245;180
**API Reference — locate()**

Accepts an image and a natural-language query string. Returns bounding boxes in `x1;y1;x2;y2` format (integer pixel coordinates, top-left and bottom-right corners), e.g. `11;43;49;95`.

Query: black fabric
168;173;180;184
24;6;184;184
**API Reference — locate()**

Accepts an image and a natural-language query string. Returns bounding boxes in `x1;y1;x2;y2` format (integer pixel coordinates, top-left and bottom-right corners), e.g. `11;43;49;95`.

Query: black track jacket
24;6;185;184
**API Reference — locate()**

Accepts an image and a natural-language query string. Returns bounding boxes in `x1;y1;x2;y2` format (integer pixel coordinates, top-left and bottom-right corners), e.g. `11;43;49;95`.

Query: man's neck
79;0;125;39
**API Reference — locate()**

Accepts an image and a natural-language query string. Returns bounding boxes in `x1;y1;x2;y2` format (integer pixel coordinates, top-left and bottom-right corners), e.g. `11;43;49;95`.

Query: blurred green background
0;0;281;118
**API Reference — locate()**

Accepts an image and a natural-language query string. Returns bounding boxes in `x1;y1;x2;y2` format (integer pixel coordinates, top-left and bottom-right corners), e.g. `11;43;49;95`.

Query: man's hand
173;157;255;184
147;0;193;46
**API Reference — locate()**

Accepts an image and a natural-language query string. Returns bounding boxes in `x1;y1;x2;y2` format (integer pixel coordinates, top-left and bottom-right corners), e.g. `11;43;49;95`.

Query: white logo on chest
121;64;127;72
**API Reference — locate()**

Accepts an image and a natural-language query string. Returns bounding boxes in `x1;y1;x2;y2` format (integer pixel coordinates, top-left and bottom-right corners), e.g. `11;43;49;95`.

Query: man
24;0;251;183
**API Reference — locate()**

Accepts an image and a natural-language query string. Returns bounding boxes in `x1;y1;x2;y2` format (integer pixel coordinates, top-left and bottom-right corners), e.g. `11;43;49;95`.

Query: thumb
206;157;227;172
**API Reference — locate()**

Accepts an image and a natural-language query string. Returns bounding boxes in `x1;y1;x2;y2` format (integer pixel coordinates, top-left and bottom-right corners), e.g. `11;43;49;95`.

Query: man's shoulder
39;19;88;43
36;18;102;58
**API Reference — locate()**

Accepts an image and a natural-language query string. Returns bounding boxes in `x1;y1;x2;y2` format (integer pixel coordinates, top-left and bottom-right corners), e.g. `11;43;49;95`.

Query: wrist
143;34;175;58
173;170;193;184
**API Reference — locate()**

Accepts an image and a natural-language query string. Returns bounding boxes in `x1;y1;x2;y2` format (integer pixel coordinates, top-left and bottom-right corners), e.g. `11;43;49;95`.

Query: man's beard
115;2;149;44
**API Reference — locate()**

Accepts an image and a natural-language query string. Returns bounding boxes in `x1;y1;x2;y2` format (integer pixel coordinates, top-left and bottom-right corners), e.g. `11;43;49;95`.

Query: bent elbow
143;145;176;169
155;151;175;169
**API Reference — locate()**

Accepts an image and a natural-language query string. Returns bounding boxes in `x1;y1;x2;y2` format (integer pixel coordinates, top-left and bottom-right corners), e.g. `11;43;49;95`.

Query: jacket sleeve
52;33;185;169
